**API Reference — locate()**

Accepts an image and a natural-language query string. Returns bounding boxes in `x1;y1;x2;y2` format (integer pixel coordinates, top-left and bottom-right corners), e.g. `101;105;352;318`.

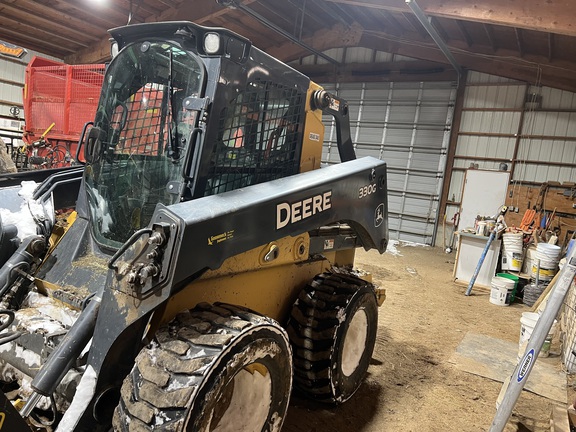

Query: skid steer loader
0;21;388;431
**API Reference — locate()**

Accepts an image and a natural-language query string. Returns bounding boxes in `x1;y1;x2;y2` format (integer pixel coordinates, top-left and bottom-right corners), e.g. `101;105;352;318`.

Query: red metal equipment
22;56;105;169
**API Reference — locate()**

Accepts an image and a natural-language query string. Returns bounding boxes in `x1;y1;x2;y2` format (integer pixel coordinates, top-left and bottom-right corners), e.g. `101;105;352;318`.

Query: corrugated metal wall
445;71;576;234
307;47;457;244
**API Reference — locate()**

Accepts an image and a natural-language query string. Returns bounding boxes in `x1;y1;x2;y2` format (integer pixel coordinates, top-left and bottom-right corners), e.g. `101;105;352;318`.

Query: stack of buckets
490;232;522;307
518;311;558;359
501;232;523;272
532;243;562;283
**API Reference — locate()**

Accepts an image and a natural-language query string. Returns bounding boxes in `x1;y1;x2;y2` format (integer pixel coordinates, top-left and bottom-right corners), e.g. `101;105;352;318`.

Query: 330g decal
358;183;376;199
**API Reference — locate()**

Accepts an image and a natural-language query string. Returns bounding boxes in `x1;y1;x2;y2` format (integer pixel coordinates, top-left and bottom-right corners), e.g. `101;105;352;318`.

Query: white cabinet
453;232;501;289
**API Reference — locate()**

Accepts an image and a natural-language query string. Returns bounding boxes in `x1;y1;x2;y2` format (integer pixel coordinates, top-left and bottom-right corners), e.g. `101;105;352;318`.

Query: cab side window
205;80;304;196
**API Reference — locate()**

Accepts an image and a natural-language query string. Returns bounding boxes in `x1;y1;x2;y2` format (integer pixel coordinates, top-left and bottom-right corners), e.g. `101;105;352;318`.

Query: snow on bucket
489;276;515;306
501;233;523;271
536;243;561;269
518;312;557;359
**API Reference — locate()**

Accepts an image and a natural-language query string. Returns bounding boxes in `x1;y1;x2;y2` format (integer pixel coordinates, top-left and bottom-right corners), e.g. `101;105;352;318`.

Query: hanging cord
127;0;142;25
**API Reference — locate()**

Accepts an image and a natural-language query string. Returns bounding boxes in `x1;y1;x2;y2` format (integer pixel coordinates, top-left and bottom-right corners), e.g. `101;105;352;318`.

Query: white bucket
531;264;556;281
502;233;523;253
501;250;523;271
490;276;515;306
476;221;487;236
522;246;536;274
518;312;558;359
536;243;561;269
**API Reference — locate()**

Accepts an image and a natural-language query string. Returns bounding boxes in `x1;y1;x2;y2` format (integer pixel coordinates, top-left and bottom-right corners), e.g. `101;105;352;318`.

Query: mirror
84;126;102;164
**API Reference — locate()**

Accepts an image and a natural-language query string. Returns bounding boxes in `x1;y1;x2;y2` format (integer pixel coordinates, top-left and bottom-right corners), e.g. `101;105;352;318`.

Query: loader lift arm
54;157;387;430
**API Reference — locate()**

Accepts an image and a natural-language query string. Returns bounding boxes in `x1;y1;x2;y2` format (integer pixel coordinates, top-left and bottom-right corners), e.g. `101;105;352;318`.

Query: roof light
110;41;119;58
204;33;221;54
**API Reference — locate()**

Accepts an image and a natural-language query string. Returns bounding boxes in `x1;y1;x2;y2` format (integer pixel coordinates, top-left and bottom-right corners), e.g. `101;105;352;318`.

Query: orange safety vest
233;127;244;148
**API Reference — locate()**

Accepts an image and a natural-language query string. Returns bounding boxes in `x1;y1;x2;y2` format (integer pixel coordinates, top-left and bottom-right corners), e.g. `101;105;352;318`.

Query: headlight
110;41;119;58
204;33;221;54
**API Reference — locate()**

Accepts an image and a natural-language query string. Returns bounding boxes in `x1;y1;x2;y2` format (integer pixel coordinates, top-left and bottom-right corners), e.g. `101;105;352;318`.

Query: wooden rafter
295;59;458;83
402;12;429;39
548;33;554;62
325;0;576;37
430;17;450;43
455;20;472;47
360;32;576;92
0;6;92;48
484;23;496;52
380;9;405;35
515;28;524;58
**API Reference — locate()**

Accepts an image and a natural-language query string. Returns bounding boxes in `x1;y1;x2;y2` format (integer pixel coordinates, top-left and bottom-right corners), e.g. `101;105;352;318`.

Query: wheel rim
341;307;368;377
209;363;273;432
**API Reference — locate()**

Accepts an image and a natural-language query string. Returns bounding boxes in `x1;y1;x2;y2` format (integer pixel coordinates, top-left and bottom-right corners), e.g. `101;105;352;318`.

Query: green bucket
496;272;519;301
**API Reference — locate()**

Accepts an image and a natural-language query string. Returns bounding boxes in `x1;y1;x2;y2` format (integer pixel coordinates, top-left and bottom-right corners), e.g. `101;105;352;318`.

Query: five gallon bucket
518;312;558;359
522;246;537;274
496;273;519;302
501;233;523;271
490;276;515;306
536;243;561;269
530;265;556;281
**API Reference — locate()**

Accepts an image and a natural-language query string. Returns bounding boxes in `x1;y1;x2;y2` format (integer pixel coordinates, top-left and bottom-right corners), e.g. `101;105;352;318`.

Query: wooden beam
548;33;554;62
515;28;524;58
431;17;450;43
294;59;458;83
484;23;496;52
0;5;92;47
456;20;472;47
65;39;111;65
378;10;405;35
509;85;529;181
359;32;576;93
0;25;76;57
54;0;137;27
402;12;429;39
438;69;466;221
1;0;104;37
266;21;364;62
65;0;234;64
325;0;576;37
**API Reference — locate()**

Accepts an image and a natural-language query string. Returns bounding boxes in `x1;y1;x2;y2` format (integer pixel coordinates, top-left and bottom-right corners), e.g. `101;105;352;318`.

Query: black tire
113;303;293;431
287;270;378;404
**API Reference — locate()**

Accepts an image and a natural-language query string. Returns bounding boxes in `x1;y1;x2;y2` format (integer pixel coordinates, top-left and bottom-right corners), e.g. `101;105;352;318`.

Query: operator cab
84;22;309;250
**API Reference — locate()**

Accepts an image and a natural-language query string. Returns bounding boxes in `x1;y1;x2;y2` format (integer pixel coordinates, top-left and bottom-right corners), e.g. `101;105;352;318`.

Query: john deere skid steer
0;21;388;431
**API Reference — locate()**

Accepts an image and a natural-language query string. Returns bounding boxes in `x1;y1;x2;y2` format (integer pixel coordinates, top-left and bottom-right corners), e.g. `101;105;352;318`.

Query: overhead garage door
321;81;456;245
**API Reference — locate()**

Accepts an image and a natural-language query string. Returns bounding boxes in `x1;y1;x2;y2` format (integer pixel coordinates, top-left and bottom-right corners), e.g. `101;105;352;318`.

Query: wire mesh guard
205;80;304;196
562;279;576;372
26;63;105;140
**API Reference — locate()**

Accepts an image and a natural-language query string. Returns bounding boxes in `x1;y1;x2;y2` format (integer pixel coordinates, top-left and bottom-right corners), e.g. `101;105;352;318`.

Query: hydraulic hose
30;295;101;397
0;235;45;299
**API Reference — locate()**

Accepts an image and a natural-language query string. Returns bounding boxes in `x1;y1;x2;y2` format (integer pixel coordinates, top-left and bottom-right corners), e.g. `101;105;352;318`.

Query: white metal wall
321;80;456;244
445;71;576;230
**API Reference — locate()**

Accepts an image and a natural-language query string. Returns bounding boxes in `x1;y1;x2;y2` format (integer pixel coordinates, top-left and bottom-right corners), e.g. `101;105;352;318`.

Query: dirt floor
282;242;567;432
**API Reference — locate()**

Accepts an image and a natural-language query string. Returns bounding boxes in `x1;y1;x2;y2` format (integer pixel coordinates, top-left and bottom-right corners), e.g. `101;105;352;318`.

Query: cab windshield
85;41;204;249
